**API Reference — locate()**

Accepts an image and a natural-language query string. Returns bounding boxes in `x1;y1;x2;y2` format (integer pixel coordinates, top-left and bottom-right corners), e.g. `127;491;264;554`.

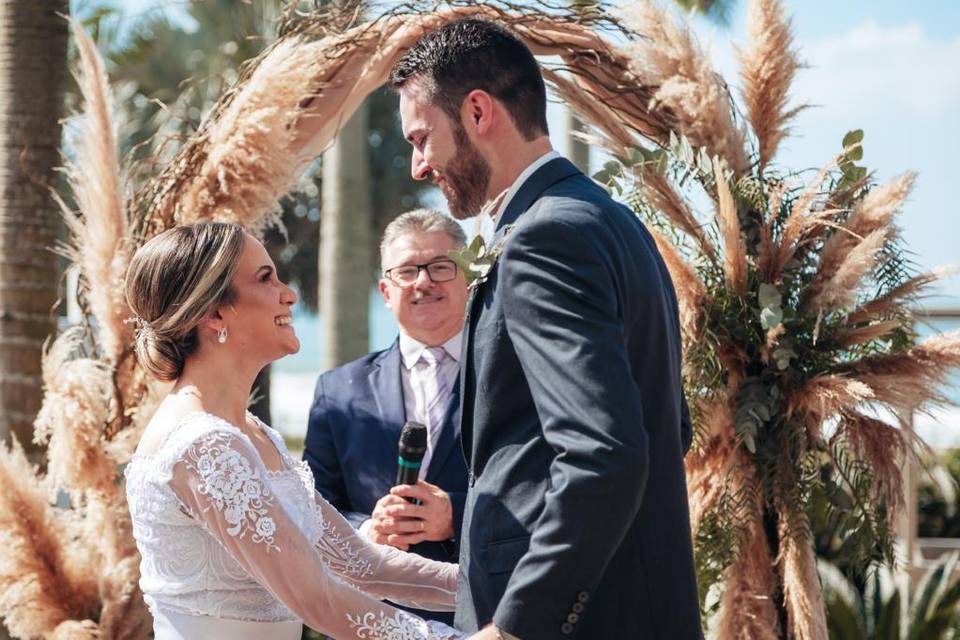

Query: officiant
304;209;469;624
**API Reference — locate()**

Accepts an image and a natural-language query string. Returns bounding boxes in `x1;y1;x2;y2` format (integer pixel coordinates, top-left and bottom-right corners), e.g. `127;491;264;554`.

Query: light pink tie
413;346;450;478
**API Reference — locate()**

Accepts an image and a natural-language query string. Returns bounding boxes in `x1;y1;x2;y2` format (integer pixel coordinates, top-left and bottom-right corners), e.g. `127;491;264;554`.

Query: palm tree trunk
0;0;67;449
567;111;590;174
319;100;370;370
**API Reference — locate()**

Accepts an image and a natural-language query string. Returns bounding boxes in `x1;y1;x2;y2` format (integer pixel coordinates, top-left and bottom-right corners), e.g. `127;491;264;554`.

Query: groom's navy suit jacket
456;157;702;639
304;340;468;623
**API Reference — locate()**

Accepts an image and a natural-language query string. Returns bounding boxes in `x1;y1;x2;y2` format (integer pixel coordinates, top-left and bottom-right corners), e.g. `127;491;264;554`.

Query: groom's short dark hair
389;18;549;141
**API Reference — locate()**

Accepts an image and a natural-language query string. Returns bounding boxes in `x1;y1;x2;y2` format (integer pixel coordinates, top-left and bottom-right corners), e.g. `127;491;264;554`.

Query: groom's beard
440;126;491;220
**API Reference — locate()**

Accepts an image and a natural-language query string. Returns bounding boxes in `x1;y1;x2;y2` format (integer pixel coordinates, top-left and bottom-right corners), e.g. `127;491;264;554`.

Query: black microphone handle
397;421;427;506
396;465;422;505
395;464;421;489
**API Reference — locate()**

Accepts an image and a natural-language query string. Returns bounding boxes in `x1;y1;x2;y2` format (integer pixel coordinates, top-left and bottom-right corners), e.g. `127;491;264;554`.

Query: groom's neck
485;135;554;199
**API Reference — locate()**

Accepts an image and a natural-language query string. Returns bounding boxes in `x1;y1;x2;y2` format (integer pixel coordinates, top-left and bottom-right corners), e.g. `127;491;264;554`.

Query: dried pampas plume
0;440;99;637
738;0;806;170
806;172;916;308
642;170;717;263
618;1;750;175
715;157;747;293
777;523;828;640
807;227;889;313
33;327;118;498
711;487;780;640
56;20;132;363
649;228;707;340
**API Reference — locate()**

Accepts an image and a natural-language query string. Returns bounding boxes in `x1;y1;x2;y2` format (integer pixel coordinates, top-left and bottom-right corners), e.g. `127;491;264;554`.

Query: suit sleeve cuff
449;490;466;541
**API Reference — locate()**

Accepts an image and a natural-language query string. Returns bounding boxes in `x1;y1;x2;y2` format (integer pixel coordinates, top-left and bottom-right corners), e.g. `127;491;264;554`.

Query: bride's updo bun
124;222;246;381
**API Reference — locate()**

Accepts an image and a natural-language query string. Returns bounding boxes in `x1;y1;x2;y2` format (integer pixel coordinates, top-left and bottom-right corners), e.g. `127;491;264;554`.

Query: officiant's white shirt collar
490;149;563;228
399;332;463;370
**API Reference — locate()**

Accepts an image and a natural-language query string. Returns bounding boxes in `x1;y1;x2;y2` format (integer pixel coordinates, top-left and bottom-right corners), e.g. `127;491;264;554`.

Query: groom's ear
462;90;494;135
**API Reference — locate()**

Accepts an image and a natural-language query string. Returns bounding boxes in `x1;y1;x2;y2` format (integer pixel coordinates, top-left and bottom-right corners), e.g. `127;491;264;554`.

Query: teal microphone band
397;457;422;469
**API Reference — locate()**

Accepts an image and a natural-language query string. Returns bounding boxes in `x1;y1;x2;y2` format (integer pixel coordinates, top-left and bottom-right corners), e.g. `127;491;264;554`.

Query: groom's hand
385;480;454;546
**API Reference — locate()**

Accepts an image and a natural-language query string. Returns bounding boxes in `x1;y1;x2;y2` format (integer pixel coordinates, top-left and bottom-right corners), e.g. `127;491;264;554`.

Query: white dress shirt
398;331;462;478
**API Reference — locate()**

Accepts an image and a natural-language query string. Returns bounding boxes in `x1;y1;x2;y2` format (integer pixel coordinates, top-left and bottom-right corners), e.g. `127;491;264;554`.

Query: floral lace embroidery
316;518;375;579
346;610;461;639
185;433;279;552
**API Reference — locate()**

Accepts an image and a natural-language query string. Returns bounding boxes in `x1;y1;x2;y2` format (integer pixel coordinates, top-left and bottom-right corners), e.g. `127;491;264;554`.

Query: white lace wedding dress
124;411;464;639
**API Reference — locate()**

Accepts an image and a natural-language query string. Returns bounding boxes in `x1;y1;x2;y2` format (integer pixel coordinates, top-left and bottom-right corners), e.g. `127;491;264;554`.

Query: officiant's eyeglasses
384;259;458;286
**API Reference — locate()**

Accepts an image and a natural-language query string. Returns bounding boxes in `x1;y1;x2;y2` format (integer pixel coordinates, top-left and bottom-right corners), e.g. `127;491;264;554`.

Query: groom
390;18;702;639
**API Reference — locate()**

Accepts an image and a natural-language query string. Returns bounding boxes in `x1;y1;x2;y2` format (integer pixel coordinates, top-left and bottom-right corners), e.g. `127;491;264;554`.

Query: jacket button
577;591;589;603
572;602;584;613
567;613;579;624
561;622;574;634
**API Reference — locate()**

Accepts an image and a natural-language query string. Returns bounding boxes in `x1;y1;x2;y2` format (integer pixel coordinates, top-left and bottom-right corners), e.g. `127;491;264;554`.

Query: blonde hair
379;209;466;272
124;222;246;381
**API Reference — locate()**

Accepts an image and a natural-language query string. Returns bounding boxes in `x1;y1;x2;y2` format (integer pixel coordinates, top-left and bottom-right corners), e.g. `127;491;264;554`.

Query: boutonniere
448;189;515;289
449;225;515;290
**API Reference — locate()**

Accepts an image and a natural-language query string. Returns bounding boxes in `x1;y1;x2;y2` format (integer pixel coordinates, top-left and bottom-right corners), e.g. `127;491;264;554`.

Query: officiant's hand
383;480;454;546
366;493;417;550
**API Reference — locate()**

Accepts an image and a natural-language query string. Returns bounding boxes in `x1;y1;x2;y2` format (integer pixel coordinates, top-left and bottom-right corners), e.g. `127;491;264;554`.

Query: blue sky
106;1;959;306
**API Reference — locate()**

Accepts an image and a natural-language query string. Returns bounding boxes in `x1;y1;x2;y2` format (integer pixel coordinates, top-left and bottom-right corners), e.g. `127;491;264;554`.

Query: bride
123;221;464;639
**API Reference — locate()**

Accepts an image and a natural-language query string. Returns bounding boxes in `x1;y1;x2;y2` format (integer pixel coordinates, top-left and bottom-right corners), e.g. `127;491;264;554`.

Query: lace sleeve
312;489;459;611
169;429;463;640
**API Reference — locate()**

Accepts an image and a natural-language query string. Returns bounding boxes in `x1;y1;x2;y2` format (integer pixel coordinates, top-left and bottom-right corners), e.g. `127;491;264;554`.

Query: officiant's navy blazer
304;340;468;621
456;157;702;639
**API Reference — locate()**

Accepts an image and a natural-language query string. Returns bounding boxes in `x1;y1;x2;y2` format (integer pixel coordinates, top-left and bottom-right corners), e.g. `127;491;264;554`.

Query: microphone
396;421;427;505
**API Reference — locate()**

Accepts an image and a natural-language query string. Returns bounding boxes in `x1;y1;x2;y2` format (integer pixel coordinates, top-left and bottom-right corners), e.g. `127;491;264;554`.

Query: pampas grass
806;227;889;312
846;267;953;325
805;172;916;310
685;398;737;533
737;0;805;171
618;2;750;176
777;523;828;640
644;170;717;263
712;496;780;640
715;158;747;294
0;18;153;639
57;21;132;364
0;440;99;638
33;328;118;498
835;413;907;516
650;227;707;339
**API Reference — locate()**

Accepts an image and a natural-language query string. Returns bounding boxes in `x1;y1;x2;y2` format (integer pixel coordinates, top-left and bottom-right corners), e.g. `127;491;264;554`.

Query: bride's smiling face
218;234;299;361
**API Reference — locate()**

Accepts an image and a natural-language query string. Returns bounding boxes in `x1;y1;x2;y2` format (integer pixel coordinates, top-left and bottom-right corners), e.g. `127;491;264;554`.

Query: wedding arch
2;1;958;639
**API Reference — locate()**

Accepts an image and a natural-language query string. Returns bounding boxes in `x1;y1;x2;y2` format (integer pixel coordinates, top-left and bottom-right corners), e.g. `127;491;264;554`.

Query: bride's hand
465;626;501;640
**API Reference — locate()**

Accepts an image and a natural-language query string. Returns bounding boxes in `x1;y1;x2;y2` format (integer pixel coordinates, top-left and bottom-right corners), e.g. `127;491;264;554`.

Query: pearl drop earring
217;328;228;344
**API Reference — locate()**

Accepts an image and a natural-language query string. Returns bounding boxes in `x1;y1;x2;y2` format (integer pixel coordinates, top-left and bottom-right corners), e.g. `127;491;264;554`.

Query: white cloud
794;22;960;119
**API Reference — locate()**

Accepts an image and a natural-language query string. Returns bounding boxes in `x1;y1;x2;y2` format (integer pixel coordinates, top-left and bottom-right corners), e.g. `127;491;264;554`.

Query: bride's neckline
128;410;288;473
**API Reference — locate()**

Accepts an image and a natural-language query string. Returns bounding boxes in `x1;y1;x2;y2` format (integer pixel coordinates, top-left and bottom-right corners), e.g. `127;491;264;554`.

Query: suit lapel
368;340;406;440
460;156;582;471
458;297;479;467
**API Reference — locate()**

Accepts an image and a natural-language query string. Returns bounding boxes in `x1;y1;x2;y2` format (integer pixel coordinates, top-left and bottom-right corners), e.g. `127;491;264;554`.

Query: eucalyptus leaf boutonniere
449;225;516;290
